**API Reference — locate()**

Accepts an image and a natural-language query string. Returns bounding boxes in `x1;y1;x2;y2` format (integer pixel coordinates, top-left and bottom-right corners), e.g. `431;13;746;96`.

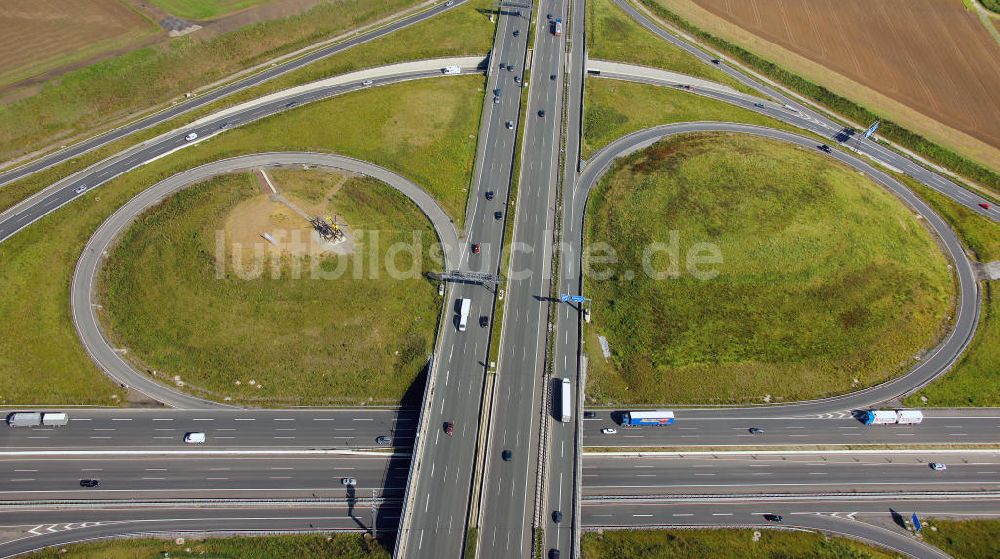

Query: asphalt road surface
0;409;415;452
0;0;467;188
395;5;531;558
583;453;1000;496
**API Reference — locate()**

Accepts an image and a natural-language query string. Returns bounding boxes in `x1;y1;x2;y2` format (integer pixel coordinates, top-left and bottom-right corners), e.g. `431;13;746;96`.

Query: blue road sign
912;512;921;532
570;295;586;303
560;294;570;302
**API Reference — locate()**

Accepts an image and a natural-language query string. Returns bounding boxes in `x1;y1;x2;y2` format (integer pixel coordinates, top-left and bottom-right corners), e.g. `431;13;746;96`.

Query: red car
472;243;481;254
444;422;455;436
980;202;991;210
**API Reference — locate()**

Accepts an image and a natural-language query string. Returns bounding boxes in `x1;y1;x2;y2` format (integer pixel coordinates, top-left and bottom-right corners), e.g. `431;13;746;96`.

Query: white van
184;432;206;444
442;66;461;75
184;132;198;141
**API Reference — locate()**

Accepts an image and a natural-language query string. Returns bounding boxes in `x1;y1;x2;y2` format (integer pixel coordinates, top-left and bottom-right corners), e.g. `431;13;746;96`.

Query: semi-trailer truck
862;409;923;425
6;412;42;427
622;410;674;426
560;378;572;422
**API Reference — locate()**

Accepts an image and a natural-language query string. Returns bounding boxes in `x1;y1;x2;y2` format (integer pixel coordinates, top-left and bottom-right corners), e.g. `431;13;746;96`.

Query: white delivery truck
6;412;42;427
560;378;572;422
442;66;461;75
458;298;471;331
895;410;924;424
41;412;69;426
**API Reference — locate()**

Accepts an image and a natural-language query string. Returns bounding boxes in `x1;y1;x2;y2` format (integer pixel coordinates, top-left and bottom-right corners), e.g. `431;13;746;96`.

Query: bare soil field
0;0;159;89
667;0;1000;170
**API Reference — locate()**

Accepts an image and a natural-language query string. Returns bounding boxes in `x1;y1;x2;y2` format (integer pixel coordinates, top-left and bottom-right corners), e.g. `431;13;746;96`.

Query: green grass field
583;133;954;405
0;0;419;162
582;529;897;559
921;518;1000;559
24;533;390;559
99;170;440;405
905;284;999;407
896;174;1000;262
150;0;274;20
587;0;752;94
582;77;810;159
0;76;481;406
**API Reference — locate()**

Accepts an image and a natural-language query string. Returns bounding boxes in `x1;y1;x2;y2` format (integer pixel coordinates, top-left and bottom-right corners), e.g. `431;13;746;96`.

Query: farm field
0;0;158;90
0;76;482;406
657;0;1000;173
583;133;955;405
100;170;440;406
581;529;896;559
151;0;275;20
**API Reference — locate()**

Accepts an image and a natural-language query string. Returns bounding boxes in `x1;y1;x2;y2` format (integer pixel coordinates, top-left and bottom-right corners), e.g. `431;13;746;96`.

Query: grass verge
0;76;482;406
464;527;479;559
99;170;440;406
23;533;390;559
581;77;813;159
905;283;999;408
637;0;1000;194
150;0;274;20
921;518;1000;559
587;0;752;94
0;0;420;163
582;528;897;558
583;133;954;405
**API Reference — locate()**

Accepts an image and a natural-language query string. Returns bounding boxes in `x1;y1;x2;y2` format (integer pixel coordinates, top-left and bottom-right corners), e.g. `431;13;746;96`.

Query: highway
476;2;567;558
0;409;414;452
0;0;468;188
394;4;529;557
583;453;1000;496
70;152;461;409
0;455;405;500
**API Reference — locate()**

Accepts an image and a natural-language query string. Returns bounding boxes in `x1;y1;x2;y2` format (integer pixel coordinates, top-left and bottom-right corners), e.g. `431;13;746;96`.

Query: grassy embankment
0;0;419;163
921;518;1000;559
582;529;897;559
980;0;1000;14
638;0;1000;194
587;0;751;94
0;76;483;406
0;0;497;216
150;0;274;20
583;133;954;405
100;170;440;405
24;533;390;559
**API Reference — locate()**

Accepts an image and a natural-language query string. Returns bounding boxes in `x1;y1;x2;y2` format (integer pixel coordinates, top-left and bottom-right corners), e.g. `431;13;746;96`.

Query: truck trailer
560;378;572;423
41;412;69;426
862;409;923;425
6;412;42;427
458;298;471;332
622;410;675;426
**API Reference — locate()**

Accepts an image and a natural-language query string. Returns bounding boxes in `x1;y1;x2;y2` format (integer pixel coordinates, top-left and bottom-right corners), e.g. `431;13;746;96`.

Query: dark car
79;479;100;488
711;58;721;64
506;64;514;71
764;514;783;522
472;243;481;254
502;449;513;461
549;549;560;559
538;110;545;117
285;101;297;108
550;74;556;80
818;144;832;152
583;411;597;419
445;422;455;436
480;316;489;328
552;510;563;523
513;30;520;37
375;435;391;445
749;427;763;434
485;190;495;200
494;210;503;220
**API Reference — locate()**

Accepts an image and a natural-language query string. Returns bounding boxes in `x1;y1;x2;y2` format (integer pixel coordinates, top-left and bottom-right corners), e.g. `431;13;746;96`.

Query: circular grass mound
584;133;954;405
99;169;441;405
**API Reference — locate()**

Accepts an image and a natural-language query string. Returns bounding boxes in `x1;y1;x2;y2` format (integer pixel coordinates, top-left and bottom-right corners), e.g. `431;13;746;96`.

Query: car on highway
753;102;765;108
494;210;503;220
362;79;374;86
513;30;520;37
183;432;206;444
601;428;617;434
506;121;514;129
79;479;100;488
818;144;832;152
502;449;513;461
547;13;552;19
494;96;500;104
444;422;455;436
584;411;596;418
506;64;514;71
446;0;453;5
749;427;764;434
552;510;563;523
375;435;391;445
285;101;297;108
980;202;991;210
538;110;545;117
472;243;481;254
550;74;556;80
74;186;87;194
711;58;721;64
485;190;495;200
479;316;489;328
514;76;521;84
549;549;560;559
341;477;357;486
764;514;783;522
438;283;445;296
184;132;198;141
930;463;947;471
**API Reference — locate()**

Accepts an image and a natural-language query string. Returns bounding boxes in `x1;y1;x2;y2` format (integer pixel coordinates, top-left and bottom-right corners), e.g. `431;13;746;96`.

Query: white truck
862;409;923;425
560;378;572;422
6;412;42;427
442;66;461;75
41;412;69;426
458;298;471;331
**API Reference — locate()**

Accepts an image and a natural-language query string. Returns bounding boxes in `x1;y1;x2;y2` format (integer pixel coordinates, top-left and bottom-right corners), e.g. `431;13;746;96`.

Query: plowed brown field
0;0;157;87
672;0;1000;168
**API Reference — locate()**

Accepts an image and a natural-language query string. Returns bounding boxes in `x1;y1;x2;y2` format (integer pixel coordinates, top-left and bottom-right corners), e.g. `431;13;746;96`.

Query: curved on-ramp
71;152;460;409
572;122;980;415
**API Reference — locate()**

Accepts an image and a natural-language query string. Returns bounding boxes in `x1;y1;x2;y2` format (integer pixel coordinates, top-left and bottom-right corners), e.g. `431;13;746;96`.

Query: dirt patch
685;0;1000;161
